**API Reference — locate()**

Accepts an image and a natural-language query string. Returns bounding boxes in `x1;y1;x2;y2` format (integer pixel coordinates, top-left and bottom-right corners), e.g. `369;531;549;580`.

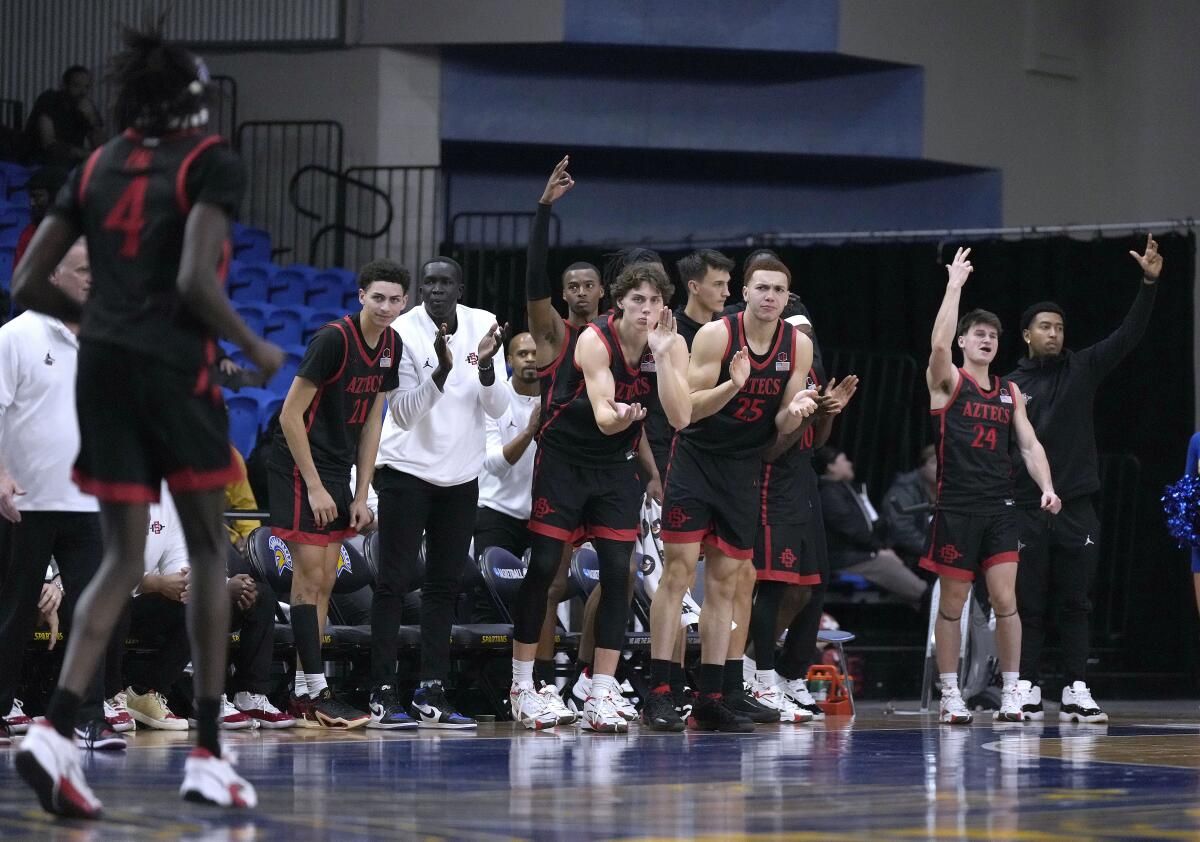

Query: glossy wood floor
3;700;1200;840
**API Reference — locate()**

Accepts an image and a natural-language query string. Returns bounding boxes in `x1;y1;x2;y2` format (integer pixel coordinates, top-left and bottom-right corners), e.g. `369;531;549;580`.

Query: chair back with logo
568;546;601;598
246;526;295;598
363;530;425;592
477;546;528;623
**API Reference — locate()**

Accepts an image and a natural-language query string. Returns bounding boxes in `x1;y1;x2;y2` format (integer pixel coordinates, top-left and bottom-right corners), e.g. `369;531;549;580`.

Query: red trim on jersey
165;459;242;494
77;147;105;204
528;520;585;544
929;368;965;416
763;523;773;568
759;463;772;525
271;526;340;547
175;135;224;214
981;551;1019;570
72;469;159;504
589;526;638;542
757;569;821;585
720;316;733;361
218;239;232;287
535;319;573;378
661;528;708;544
344;314;389;368
918;556;975;581
291;467;303;532
959;367;999;399
605;314;640;377
738;311;786;371
705;534;753;561
323;324;351;387
661;433;680;495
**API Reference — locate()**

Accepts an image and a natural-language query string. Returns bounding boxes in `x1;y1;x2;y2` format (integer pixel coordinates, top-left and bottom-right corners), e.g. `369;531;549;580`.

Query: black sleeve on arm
526;202;552;301
297;325;347;385
186;144;247;218
1080;280;1157;377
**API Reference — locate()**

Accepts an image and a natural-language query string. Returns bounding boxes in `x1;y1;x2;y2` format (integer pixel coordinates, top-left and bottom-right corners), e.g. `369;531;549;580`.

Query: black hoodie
1005;281;1156;505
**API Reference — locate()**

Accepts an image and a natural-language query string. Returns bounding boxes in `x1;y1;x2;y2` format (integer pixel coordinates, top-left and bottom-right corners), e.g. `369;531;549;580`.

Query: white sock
940;672;960;693
294;671;308;697
512;658;534;689
592;673;620;698
755;669;779;687
306;673;328;696
1001;672;1019;692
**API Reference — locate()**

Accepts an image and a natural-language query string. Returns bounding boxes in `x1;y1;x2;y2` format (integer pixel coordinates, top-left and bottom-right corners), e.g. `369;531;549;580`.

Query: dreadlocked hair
109;12;207;134
602;247;663;289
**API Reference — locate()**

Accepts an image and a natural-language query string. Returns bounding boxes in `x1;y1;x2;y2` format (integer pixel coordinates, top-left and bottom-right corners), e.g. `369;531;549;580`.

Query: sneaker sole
314;713;370;729
1059;711;1108;723
76;737;127;751
129;711;189;731
992;712;1024;722
581;720;629;733
367;720;419;730
246;717;296;729
109;722;137;733
939;715;973;725
181;780;256;809
16;749;101;819
416;721;477;729
1023;710;1045;721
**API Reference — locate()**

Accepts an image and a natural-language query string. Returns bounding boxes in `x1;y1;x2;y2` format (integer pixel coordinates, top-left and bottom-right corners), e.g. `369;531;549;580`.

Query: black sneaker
688;695;755;733
311;687;370;729
673;687;695;719
724;687;779;724
411;683;476;729
641;690;686;732
74;719;127;751
368;685;418;730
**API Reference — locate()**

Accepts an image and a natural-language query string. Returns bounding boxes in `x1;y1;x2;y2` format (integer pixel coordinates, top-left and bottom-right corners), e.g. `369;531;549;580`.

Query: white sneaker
6;698;33;734
994;684;1025;722
581;690;629;733
188;695;257;730
234;691;296;729
125;687;189;730
1019;680;1044;720
180;747;258;808
749;676;813;723
939;689;973;724
780;677;825;722
104;693;137;732
16;722;102;819
1060;681;1108;723
612;691;639;723
537;682;577;726
567;672;592;715
509;683;559;730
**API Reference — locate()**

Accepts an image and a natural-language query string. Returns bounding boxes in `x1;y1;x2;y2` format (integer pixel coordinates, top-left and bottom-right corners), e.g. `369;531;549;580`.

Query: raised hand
434;323;454;373
946;246;974;289
477;322;506;365
647;308;677;357
788;388;819;419
818;374;860;416
728;347;751;389
539;156;575;205
1129;233;1163;281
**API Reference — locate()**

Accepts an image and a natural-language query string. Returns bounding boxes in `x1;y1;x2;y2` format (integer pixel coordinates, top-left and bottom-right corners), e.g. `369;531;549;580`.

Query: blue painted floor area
3;701;1200;840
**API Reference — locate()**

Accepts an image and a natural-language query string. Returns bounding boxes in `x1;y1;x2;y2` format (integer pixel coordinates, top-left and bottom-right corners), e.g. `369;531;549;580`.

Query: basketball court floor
2;700;1199;840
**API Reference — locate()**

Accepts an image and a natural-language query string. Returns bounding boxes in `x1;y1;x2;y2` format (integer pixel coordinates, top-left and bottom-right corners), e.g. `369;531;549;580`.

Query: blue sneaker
410;683;477;729
368;685;418;730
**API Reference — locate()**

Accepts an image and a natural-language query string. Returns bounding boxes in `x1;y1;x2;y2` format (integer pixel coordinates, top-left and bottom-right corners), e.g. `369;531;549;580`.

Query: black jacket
884;469;934;559
820;478;884;570
1005;281;1156;505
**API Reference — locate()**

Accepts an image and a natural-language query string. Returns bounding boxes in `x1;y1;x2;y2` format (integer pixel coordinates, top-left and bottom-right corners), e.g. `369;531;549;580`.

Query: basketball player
923;247;1060;725
514;246;691;732
648;256;818;732
12;18;282;815
270;260;406;729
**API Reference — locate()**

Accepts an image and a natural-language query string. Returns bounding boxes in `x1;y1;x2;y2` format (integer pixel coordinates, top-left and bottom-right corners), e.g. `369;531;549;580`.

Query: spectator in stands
0;239;121;749
370;256;508;729
14;165;69;265
815;446;928;605
119;484;292;730
24;66;105;166
883;445;938;565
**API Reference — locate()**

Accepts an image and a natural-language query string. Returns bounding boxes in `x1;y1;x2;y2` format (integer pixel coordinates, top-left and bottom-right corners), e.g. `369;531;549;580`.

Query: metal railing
234;120;343;264
341;165;444;277
209;75;237;141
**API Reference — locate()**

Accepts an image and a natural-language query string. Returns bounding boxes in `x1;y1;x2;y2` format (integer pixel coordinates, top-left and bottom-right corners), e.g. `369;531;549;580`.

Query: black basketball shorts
919;508;1018;582
267;452;354;547
527;449;642;545
660;438;759;561
754;518;823;586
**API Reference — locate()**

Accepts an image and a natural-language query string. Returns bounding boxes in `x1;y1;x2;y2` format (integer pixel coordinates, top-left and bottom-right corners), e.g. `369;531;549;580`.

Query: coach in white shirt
370;256;507;728
0;239;114;745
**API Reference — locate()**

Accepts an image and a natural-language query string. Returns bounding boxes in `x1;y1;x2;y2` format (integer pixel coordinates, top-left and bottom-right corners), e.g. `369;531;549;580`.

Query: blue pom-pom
1163;474;1200;549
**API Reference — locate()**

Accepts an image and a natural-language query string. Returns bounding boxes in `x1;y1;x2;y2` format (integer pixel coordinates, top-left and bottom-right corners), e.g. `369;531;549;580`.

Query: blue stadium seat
231;223;272;262
0;208;28;248
303;308;344;342
226;393;261;459
269;265;316;306
234;302;275;337
218;339;238;360
309;268;356;309
0;245;14;288
228;260;274;303
0;163;31;200
263;305;313;347
267;346;305;393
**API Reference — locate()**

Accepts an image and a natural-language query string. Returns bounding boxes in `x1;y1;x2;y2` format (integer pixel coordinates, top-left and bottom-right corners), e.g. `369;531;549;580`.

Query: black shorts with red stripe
267;446;354;547
527;449;642;545
754;518;823;585
660;438;759;561
919;508;1018;582
73;340;240;503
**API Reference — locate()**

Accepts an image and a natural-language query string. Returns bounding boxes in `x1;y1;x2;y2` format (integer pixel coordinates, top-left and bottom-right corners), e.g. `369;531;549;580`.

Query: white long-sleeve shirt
478;381;538;520
0;312;97;512
377;303;509;487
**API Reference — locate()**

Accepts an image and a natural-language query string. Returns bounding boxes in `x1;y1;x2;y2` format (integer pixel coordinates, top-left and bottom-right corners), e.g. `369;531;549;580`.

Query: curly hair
358;259;411;292
610;262;674;311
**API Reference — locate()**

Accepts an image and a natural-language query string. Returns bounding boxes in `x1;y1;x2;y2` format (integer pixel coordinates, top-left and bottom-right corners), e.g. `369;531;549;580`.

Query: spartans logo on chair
336;545;353;578
269;535;293;574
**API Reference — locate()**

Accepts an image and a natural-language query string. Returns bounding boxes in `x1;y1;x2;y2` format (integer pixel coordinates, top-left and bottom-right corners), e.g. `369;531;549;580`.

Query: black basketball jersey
680;312;797;457
932;368;1016;514
51;128;246;375
762;366;823;525
539;314;656;466
272;315;401;476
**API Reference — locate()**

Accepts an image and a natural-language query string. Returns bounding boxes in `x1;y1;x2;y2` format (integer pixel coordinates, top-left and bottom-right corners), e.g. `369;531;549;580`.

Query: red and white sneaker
288;694;320;729
105;693;137;733
189;696;256;731
6;699;33;735
234;691;295;729
16;722;103;819
581;690;629;734
180;747;258;808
